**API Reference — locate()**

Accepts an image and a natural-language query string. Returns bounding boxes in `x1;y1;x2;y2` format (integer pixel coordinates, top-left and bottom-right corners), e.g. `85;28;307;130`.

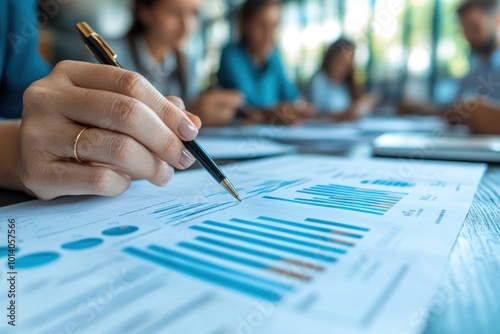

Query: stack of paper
0;155;485;334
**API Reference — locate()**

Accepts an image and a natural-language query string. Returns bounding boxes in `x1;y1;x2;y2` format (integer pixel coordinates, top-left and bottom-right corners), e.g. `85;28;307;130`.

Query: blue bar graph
178;242;311;280
264;184;408;215
147;245;293;290
190;226;338;262
257;217;364;239
229;218;355;247
195;236;325;271
304;218;370;232
124;247;286;301
150;201;234;223
361;179;415;187
123;215;371;300
203;220;347;254
247;179;308;195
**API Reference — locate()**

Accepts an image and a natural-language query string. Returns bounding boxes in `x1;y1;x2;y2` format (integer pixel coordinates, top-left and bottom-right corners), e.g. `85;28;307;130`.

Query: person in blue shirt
218;0;315;124
0;0;51;118
399;0;500;134
0;0;202;199
307;38;377;122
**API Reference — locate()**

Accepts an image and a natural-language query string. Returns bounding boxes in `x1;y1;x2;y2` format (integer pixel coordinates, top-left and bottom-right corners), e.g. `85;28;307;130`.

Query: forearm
0;120;26;192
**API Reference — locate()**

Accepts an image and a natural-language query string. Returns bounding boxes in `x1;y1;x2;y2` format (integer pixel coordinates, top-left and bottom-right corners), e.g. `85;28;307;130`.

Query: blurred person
0;0;202;200
217;0;315;125
400;0;500;134
111;0;244;127
307;38;378;122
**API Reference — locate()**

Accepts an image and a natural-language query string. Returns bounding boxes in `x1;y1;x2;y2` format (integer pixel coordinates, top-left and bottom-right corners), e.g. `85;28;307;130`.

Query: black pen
76;21;241;202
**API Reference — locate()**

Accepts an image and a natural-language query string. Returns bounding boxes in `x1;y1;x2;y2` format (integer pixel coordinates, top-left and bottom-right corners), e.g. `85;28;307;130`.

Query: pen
76;21;241;202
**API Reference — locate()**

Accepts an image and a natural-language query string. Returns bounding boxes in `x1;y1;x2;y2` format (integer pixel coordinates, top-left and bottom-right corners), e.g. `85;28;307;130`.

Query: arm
0;120;29;193
446;98;500;134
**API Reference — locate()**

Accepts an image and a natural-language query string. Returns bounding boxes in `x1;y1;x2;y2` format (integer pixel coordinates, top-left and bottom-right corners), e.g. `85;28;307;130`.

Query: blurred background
39;0;468;107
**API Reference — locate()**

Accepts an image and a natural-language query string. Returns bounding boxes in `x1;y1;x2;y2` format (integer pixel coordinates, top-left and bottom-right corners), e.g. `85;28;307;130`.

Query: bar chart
124;216;370;301
361;180;416;188
263;184;409;215
150;201;235;223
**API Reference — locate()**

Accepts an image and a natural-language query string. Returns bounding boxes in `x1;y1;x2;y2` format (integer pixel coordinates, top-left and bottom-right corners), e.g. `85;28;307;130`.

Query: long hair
321;38;361;101
239;0;283;44
127;0;187;98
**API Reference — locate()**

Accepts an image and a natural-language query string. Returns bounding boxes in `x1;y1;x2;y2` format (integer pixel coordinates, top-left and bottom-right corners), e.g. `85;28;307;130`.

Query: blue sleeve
0;0;51;119
307;73;326;111
274;54;298;102
218;46;256;105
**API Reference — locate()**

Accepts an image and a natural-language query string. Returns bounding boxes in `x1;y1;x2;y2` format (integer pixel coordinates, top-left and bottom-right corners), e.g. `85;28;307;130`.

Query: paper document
201;124;363;142
0;155;486;334
355;116;448;134
196;137;296;160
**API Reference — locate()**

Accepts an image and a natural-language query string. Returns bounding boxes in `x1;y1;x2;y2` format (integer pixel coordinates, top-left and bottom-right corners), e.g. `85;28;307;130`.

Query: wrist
0;120;30;193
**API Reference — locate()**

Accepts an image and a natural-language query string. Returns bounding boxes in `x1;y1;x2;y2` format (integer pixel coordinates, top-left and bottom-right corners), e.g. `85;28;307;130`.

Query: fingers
52;61;199;141
49;86;194;170
20;161;132;201
72;127;177;185
166;96;186;109
166;96;202;129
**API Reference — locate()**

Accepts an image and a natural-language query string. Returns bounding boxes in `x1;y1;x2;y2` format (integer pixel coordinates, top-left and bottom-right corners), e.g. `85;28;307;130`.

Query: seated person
218;0;315;124
112;0;244;127
307;38;377;122
400;0;500;134
0;0;202;200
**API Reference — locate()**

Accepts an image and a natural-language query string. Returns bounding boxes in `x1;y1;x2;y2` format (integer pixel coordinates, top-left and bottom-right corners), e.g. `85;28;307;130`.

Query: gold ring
74;127;91;163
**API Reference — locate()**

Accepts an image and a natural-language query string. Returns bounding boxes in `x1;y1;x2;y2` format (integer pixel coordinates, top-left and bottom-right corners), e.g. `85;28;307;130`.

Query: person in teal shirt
218;0;315;124
218;44;297;109
0;0;51;119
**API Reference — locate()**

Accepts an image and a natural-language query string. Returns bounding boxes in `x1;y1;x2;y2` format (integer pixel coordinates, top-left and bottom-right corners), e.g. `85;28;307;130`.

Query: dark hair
240;0;283;21
127;0;187;99
239;0;282;43
457;0;498;16
320;38;361;101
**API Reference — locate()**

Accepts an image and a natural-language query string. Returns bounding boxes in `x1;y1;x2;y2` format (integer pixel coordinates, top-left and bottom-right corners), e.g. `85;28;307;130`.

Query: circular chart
0;246;19;258
102;226;139;236
16;252;60;269
62;238;104;251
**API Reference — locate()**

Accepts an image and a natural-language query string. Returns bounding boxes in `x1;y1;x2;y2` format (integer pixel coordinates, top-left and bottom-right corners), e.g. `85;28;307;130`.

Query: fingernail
179;149;196;169
161;164;174;187
178;119;198;141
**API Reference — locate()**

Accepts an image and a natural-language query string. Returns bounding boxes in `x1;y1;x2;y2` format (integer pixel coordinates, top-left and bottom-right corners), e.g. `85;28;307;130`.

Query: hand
189;90;244;127
398;101;420;115
274;101;316;125
445;98;500;135
19;61;201;200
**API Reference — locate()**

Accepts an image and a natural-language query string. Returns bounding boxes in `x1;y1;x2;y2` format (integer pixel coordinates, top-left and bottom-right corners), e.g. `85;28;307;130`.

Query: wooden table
1;159;499;334
423;166;500;334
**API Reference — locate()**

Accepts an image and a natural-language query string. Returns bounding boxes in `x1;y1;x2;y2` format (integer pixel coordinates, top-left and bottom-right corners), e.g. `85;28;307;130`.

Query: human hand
397;100;425;115
19;61;201;200
445;98;500;135
274;101;316;125
190;90;244;127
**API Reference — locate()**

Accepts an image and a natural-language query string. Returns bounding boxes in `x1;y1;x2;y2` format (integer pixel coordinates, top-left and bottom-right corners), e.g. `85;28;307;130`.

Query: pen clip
91;34;118;63
76;21;118;64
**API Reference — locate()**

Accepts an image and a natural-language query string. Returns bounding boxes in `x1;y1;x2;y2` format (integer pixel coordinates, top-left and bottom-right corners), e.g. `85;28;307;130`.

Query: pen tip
237;196;242;202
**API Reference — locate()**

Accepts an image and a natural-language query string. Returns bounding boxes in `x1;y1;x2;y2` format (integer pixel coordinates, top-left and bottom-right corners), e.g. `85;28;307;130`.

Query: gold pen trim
76;22;118;64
